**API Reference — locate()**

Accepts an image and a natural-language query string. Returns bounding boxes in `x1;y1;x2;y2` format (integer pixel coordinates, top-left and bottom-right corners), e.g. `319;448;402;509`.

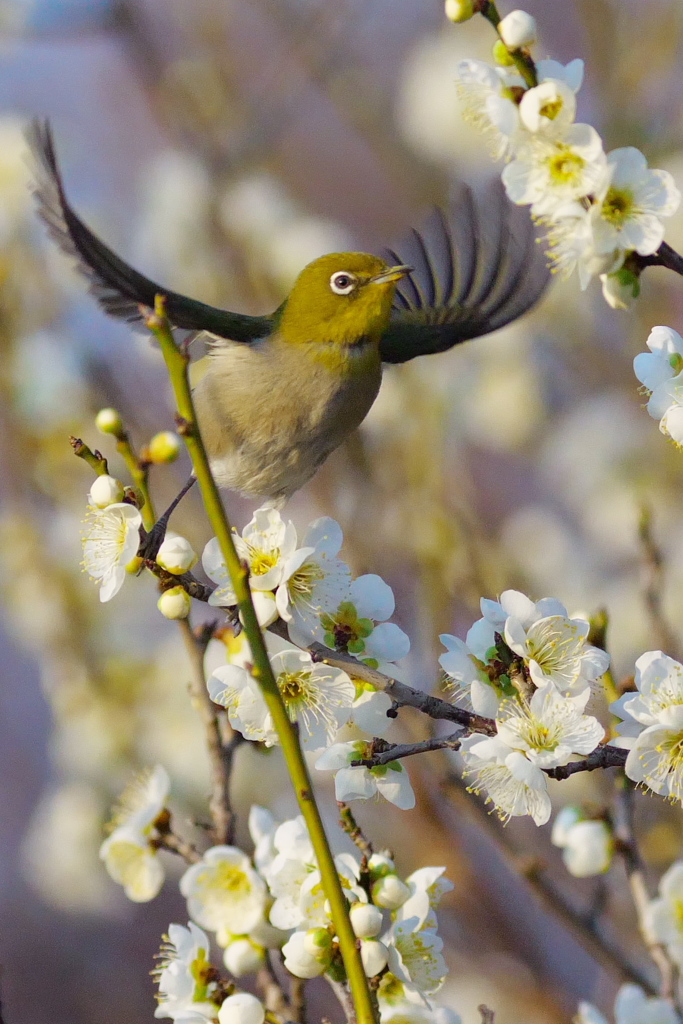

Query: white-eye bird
28;120;549;504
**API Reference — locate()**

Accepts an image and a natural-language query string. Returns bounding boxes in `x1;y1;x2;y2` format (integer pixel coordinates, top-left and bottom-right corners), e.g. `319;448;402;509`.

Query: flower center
540;98;563;121
601;186;634;226
525;720;558;751
279;671;309;703
248;546;279;576
546;148;585;185
289;560;325;598
197;862;250;899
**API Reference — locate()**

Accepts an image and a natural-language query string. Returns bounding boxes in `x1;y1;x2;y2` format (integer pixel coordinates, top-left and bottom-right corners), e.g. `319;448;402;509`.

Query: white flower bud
88;474;125;508
360;938;388;977
156;532;198;574
157;586;191;620
444;0;475;22
368;852;395;880
218;993;265;1024
148;430;181;464
95;407;123;435
282;930;328;978
600;269;640;310
498;9;537;49
551;805;584;848
562;820;613;877
223;937;265;976
350;902;383;939
371;873;410;910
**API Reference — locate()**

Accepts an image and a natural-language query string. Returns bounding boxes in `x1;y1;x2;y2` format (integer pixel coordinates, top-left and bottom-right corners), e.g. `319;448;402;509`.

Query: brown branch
307;641;496;734
638;506;682;660
142;558;216;602
612;776;681;1008
350;733;462;768
478;1006;495;1024
545;745;627;780
290;976;306;1024
634;241;683;277
178;618;242;845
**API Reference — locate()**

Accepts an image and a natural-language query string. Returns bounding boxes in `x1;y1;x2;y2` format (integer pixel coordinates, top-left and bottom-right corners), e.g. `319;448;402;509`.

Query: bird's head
278;252;412;362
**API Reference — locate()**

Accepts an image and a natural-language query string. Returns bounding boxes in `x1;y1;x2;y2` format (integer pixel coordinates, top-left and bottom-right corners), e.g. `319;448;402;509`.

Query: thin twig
611;776;680;1008
290;976;306;1024
154;825;202;864
350;734;462;768
142;558;216;602
478;1006;495;1024
338;803;374;858
178;618;240;845
70;435;109;476
327;977;358;1024
638;506;682;660
257;953;292;1019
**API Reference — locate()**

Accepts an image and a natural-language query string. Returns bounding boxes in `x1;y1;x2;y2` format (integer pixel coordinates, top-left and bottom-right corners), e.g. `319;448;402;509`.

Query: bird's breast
194;336;382;501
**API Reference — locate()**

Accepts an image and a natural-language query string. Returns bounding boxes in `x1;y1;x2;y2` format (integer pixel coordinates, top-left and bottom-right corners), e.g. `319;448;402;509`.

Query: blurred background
2;0;683;1021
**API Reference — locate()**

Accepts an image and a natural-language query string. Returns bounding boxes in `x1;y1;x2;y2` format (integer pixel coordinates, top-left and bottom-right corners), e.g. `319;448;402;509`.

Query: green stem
480;1;538;88
70;435;109;476
115;431;155;530
146;296;376;1024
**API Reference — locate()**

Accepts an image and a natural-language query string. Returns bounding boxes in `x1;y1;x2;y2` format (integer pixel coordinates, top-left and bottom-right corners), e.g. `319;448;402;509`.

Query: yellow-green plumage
195;252;405;503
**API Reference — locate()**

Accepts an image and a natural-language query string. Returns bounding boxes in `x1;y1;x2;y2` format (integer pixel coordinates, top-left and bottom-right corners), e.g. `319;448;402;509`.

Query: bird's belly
195;344;381;502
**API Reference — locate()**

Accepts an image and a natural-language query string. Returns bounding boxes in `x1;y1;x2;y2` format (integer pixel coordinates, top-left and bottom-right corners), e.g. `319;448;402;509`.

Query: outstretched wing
379;182;550;364
27;119;275;341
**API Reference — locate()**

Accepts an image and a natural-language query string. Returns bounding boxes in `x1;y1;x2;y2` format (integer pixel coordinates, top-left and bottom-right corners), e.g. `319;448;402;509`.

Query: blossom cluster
440;589;609;824
634;326;683;447
453;11;680;307
99;773;457;1024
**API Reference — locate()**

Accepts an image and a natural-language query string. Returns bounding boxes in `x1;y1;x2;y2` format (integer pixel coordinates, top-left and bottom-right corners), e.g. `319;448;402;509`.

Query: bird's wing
27;120;274;341
378;182;550;364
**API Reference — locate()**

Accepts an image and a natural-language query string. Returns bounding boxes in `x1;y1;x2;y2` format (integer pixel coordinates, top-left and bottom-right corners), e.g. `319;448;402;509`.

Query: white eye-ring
330;271;358;295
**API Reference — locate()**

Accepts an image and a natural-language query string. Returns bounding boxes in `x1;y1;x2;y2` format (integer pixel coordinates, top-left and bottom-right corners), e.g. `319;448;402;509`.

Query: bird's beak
370;264;413;285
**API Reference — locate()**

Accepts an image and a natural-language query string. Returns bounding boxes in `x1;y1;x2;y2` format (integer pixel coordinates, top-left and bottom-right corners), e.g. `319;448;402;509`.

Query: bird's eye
330;271;357;295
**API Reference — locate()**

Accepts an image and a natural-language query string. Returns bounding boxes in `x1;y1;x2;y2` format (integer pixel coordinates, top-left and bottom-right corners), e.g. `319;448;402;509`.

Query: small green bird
29;121;548;504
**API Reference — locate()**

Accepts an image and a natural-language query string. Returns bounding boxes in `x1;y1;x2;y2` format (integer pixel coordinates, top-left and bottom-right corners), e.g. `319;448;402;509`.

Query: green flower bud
95;407;123;435
445;0;475;22
148;430;182;464
492;39;515;66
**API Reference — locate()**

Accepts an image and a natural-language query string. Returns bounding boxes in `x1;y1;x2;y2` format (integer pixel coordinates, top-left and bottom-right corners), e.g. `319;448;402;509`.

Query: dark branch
351;733;462;768
545;745;626;779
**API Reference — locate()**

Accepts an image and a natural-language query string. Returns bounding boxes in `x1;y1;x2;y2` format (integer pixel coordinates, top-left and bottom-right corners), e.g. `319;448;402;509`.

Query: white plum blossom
202;507;297;625
344;686;396;741
518;79;576;136
444;0;475;23
551;807;613;877
208;647;354;750
609;651;683;802
590;148;680;258
577;985;680;1024
180;846;267;935
496;686;604;768
316;741;416;809
439;633;501;718
634;326;683;445
460;734;551;825
394;867;454;930
455;59;524;158
350;901;384;938
502;124;607;220
222;936;265;976
158;586;192;620
536;58;584;93
384;919;448;1002
360;938;389;977
644;861;683;967
372;873;411;911
315;574;411;670
82;501;142;602
276;516;352;639
154;922;220;1023
281;929;329;978
100;765;170;903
